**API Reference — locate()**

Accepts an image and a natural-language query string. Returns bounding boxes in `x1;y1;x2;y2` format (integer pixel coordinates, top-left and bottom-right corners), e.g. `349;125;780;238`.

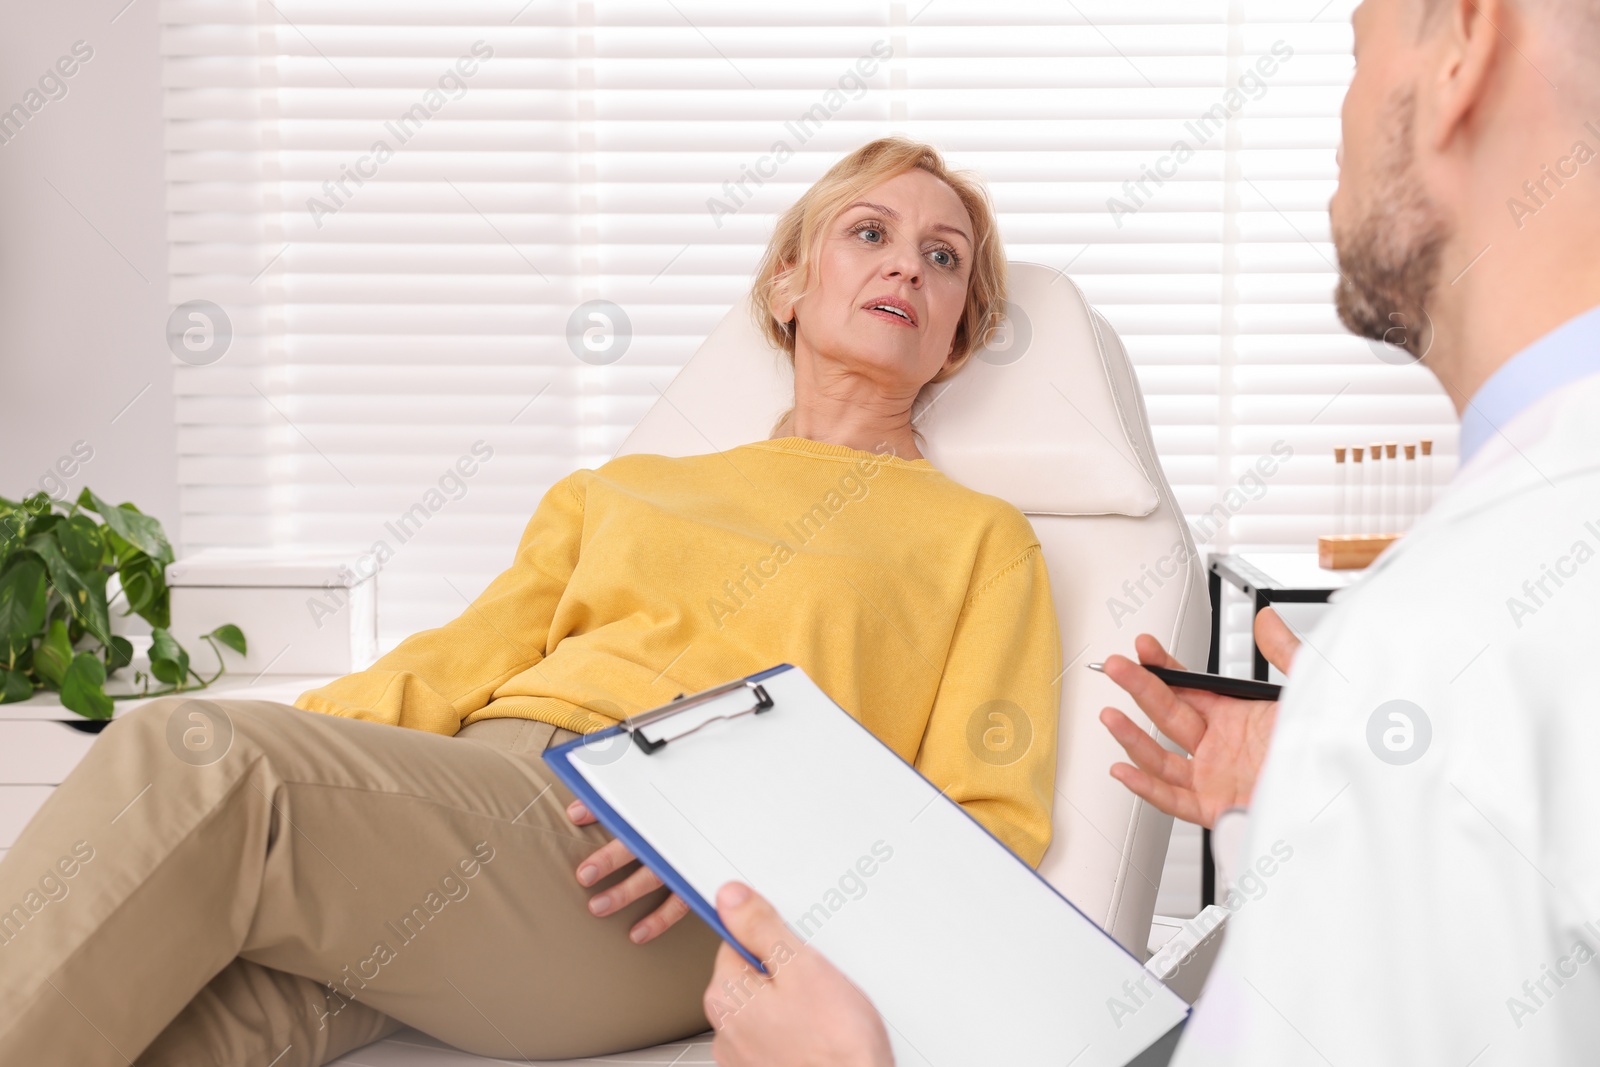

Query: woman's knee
107;696;288;773
104;696;204;764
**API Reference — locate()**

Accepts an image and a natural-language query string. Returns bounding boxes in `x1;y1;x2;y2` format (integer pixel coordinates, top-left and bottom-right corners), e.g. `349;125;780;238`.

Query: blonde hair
750;137;1007;435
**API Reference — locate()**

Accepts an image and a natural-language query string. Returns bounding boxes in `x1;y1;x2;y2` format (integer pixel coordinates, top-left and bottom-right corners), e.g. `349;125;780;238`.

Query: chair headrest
616;261;1159;518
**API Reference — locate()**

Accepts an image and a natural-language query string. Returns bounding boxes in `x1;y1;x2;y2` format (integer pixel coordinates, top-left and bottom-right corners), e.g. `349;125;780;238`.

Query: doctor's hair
751;136;1007;435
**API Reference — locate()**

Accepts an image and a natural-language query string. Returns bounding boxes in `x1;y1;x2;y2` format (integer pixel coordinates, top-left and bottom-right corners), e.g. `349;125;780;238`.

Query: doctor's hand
567;799;690;944
1098;607;1300;828
706;882;894;1067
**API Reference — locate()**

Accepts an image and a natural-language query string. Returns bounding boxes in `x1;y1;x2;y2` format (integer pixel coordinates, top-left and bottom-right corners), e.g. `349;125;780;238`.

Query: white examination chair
333;262;1214;1064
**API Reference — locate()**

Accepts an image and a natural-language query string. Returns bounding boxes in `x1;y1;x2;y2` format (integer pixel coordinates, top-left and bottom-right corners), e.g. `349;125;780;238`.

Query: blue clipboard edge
541;661;1192;1055
541;663;796;974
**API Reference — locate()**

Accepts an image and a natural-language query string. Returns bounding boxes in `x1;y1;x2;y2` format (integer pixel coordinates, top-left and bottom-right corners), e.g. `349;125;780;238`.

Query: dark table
1201;553;1358;905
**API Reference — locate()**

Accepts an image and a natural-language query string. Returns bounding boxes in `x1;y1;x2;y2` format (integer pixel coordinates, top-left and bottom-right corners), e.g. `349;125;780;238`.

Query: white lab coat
1173;373;1600;1066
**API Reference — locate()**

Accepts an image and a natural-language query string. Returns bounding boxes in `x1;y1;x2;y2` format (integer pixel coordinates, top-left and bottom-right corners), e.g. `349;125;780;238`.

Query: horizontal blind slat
164;0;1429;651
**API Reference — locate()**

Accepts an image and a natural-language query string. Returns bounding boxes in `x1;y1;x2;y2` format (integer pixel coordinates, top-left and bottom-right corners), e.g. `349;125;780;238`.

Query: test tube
1385;443;1398;533
1420;439;1434;512
1403;443;1417;529
1370;442;1386;534
1351;446;1366;534
1334;447;1348;536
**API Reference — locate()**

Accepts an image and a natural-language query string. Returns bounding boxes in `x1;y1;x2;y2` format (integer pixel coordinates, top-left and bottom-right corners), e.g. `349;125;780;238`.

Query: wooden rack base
1317;534;1400;570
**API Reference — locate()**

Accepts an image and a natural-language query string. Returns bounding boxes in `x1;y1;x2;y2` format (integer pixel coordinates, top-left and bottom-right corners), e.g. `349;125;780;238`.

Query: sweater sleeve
293;473;585;735
913;543;1061;868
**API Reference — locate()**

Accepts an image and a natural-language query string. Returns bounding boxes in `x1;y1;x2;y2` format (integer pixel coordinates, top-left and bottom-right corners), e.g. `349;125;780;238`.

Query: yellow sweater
295;436;1061;865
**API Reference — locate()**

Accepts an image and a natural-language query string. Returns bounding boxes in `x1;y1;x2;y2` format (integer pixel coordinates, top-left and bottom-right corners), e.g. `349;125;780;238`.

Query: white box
167;551;378;676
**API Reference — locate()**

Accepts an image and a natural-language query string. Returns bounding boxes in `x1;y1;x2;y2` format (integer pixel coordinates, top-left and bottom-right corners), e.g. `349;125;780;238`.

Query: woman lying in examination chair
0;137;1061;1067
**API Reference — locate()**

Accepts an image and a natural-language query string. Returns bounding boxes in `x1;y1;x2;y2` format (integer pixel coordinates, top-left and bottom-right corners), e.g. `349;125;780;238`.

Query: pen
1087;662;1283;702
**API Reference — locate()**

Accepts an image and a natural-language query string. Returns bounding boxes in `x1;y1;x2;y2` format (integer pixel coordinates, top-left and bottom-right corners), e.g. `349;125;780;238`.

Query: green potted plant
0;489;247;721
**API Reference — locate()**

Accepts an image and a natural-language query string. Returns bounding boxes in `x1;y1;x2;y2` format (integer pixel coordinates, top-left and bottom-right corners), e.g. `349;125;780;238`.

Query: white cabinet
0;787;58;853
0;720;103;784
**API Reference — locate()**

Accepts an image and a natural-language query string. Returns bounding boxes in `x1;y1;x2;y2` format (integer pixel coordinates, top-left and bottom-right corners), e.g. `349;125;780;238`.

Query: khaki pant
0;697;721;1065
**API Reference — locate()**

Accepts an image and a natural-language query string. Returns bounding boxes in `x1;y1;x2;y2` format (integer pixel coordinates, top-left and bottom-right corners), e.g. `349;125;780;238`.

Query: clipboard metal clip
622;677;774;755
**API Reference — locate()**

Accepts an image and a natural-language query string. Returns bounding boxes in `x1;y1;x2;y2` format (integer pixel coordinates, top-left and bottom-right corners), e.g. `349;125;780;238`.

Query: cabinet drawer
0;721;102;784
0;785;56;849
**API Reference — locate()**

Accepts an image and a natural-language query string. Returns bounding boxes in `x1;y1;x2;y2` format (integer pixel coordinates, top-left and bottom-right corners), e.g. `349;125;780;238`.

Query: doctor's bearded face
1329;0;1454;360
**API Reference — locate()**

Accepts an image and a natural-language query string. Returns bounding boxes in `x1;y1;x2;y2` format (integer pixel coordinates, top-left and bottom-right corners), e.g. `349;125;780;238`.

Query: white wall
0;0;174;533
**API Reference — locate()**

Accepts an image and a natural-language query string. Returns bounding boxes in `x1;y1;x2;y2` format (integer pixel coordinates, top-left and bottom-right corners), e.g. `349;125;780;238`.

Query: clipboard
543;663;1190;1067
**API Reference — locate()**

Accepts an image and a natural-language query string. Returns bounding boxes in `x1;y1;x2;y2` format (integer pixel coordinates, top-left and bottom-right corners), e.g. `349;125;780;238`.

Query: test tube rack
1318;439;1434;570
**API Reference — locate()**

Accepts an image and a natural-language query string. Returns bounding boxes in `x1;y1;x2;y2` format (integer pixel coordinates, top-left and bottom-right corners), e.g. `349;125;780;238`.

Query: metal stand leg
1201;565;1223;908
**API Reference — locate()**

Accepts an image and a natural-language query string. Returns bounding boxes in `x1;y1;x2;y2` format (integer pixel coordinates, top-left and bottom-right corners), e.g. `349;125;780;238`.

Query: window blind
161;0;1454;653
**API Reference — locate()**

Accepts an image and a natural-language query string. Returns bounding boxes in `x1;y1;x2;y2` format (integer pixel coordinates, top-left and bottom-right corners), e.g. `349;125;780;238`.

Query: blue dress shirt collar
1458;304;1600;466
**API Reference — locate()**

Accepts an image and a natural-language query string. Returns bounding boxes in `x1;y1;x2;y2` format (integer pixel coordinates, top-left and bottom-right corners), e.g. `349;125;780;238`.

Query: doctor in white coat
1097;0;1600;1060
696;0;1600;1063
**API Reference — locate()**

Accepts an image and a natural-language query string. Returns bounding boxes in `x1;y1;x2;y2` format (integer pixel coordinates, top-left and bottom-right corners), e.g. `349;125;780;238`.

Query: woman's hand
567;799;691;943
1098;607;1300;828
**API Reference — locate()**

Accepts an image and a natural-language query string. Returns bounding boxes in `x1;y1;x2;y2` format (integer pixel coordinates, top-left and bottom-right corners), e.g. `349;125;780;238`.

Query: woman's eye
856;227;883;243
930;249;953;267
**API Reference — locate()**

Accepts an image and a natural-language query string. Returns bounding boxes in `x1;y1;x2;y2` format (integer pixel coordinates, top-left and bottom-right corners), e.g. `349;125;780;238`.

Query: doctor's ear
1427;0;1507;152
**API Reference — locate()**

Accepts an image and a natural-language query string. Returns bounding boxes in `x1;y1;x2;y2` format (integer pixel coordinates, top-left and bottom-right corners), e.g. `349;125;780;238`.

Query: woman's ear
768;262;798;328
768;301;797;337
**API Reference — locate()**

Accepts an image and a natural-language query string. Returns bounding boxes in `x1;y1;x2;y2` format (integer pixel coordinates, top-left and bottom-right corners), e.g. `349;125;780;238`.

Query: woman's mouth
861;297;918;327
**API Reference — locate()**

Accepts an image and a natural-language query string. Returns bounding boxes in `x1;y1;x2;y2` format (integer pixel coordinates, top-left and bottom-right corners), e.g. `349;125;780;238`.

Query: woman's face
786;169;975;394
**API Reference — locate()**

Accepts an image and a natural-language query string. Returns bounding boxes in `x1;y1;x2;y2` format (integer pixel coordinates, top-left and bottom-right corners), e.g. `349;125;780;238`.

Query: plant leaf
28;535;112;647
60;652;113;719
148;627;190;685
35;618;74;689
0;516;25;557
207;624;247;656
76;489;174;567
55;515;104;573
105;635;134;672
77;568;111;644
2;633;31;666
113;552;169;629
0;666;32;703
0;559;48;638
103;526;135;567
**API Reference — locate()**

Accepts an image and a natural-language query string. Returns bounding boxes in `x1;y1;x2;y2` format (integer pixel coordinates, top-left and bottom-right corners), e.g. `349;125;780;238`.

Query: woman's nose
881;252;922;288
